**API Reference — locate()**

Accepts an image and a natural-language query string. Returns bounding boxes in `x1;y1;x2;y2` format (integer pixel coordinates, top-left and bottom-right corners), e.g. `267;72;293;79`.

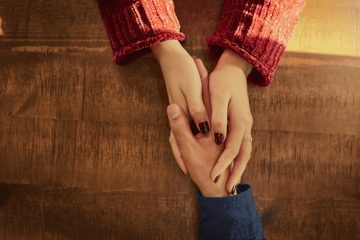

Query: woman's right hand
151;40;211;175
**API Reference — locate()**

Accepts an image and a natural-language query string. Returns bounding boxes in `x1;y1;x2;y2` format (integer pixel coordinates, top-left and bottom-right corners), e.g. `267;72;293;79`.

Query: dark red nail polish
214;133;224;145
199;121;209;134
214;175;221;183
189;119;200;136
231;186;236;195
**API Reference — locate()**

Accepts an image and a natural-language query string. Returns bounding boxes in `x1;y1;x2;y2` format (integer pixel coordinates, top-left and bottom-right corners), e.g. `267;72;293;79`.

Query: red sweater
96;0;307;88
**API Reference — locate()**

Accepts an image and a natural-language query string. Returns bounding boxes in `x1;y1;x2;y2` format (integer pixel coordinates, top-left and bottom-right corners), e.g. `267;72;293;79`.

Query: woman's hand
208;49;254;194
166;56;235;197
151;40;211;175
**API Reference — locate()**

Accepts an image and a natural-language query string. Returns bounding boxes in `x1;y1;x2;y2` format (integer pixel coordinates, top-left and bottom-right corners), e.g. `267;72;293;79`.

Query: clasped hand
151;40;254;196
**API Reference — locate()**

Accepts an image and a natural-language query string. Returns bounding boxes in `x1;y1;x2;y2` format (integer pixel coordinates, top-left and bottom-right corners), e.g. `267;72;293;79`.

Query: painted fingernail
231;186;236;195
214;133;224;145
189;119;200;136
199;121;209;134
214;174;221;183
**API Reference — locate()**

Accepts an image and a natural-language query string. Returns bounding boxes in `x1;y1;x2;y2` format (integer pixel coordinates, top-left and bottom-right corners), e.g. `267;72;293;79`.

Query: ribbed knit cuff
97;0;187;65
206;0;307;88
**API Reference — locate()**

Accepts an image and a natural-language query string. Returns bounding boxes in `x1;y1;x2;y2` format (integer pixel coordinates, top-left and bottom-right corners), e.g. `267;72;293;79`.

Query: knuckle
169;121;184;136
209;82;225;96
241;115;250;124
189;104;203;117
210;87;227;99
171;124;184;136
237;116;249;128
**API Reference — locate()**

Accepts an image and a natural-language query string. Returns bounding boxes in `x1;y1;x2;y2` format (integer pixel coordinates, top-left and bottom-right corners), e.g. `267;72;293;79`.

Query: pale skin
151;40;254;195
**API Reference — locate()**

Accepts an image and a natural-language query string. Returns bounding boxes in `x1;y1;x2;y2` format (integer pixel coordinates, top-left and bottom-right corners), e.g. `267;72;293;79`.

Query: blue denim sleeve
197;184;266;240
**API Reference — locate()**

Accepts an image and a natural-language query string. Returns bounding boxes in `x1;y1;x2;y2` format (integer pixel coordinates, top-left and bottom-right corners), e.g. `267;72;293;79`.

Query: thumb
167;104;198;150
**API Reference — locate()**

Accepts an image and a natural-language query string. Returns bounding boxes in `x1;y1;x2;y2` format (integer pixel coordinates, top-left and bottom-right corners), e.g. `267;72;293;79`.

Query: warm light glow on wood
286;0;359;57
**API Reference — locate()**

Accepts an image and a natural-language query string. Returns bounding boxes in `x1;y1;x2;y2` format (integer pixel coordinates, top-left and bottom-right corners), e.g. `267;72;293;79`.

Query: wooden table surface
0;0;359;239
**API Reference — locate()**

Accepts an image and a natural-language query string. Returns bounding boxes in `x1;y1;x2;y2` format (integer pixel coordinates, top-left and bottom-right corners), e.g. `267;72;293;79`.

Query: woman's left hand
208;49;254;194
151;40;211;176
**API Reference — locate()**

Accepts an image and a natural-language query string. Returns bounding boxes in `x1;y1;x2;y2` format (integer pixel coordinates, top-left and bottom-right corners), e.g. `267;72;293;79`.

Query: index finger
210;111;248;182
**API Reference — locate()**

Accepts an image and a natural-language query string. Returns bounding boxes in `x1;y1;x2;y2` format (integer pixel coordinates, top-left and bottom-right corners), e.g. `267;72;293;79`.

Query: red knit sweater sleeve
207;0;307;88
96;0;186;65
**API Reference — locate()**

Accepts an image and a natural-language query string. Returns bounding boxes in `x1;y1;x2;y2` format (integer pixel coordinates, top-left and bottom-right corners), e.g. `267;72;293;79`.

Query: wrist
215;49;253;77
200;185;238;197
200;187;231;198
150;39;184;61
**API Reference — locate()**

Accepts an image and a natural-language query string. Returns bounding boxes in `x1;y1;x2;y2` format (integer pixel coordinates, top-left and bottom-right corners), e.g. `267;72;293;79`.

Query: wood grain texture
0;184;199;240
0;52;85;119
0;0;359;239
0;0;108;50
